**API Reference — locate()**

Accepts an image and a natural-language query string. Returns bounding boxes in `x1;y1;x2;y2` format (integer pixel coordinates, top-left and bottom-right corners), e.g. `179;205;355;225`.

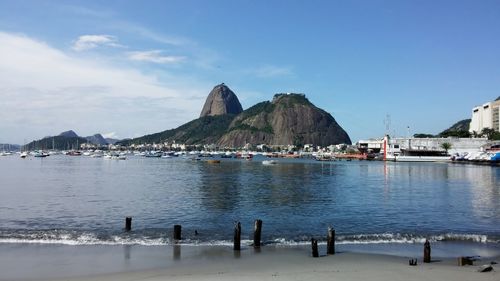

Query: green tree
481;128;496;140
491;131;500;141
413;133;435;138
441;142;452;155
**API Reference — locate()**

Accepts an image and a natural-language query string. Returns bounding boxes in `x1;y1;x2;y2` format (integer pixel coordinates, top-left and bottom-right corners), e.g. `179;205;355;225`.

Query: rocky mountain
118;115;236;146
26;131;120;150
59;130;79;138
199;83;243;117
120;85;351;148
439;119;471;137
105;138;120;145
217;93;351;147
25;135;88;151
86;134;107;146
443;119;471;132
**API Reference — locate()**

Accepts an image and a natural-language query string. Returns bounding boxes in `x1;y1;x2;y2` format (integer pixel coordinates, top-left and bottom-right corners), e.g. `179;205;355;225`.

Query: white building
470;98;500;133
358;137;489;159
383;136;489;160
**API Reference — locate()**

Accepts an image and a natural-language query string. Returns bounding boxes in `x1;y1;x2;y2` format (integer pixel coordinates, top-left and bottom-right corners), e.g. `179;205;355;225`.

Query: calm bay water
0;155;499;246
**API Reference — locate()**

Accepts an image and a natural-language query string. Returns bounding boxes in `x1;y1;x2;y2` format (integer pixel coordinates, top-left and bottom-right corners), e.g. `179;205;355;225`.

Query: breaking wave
0;230;495;246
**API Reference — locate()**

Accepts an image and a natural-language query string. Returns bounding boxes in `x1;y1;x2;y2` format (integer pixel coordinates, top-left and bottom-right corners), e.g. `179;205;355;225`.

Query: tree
481;128;496;140
414;133;435;138
492;131;500;140
441;142;452;155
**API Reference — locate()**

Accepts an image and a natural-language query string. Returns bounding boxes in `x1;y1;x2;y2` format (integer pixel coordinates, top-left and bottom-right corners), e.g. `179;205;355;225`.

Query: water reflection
197;161;243;211
0;156;499;242
173;245;181;260
123;245;131;260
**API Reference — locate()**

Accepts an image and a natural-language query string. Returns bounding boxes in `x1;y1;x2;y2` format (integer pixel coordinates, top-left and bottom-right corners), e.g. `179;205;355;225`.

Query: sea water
1;155;500;279
0;155;498;247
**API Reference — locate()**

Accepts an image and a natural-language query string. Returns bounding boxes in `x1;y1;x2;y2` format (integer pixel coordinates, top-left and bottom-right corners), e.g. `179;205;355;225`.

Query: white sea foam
0;231;494;246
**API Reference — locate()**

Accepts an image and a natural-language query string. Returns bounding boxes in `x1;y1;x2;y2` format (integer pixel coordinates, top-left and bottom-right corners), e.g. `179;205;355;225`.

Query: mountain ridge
120;87;351;147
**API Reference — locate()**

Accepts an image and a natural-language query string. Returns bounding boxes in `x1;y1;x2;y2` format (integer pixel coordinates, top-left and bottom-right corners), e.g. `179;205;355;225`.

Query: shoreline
1;242;499;281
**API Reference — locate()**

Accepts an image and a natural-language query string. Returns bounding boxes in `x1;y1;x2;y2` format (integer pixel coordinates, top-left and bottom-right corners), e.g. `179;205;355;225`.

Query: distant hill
86;134;107;146
119;85;351;148
25;135;88;150
105;138;120;145
25;131;120;150
59;130;79;138
439;119;471;137
0;144;20;151
118;114;236;146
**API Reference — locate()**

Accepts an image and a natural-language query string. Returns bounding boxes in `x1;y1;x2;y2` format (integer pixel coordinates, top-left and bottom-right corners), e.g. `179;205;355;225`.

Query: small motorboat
262;160;277;165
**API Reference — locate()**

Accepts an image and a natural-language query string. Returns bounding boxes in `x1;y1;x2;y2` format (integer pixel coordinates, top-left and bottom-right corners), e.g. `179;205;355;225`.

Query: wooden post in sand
311;238;319;257
423;240;431;263
173;225;182;240
234;222;241;251
125;217;132;231
254;219;263;248
327;227;335;255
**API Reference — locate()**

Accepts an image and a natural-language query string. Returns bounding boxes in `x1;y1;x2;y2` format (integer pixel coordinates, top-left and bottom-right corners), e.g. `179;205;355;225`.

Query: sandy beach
2;243;497;281
60;249;498;281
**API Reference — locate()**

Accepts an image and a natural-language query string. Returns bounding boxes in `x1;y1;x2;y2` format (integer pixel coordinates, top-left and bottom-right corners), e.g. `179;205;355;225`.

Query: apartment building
470;97;500;133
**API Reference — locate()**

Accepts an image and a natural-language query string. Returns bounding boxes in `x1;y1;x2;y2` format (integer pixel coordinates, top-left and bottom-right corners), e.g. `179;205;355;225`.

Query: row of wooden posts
125;217;432;261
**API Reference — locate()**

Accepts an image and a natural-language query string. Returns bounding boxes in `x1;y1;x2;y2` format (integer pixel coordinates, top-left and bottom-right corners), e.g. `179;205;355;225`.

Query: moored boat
33;151;50;157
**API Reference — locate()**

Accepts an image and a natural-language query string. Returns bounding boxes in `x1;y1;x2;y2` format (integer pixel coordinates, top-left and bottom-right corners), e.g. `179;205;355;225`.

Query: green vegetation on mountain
414;119;473;139
115;86;352;148
439;119;471;138
218;93;351;147
228;101;275;134
25;136;88;150
118;114;236;146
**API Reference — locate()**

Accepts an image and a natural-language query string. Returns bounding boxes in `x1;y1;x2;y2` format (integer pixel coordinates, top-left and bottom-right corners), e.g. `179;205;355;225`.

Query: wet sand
1;243;498;281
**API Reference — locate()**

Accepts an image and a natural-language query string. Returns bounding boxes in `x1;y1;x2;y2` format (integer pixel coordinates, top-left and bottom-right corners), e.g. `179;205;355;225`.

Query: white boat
262;160;277;165
20;151;29;158
33;150;50;158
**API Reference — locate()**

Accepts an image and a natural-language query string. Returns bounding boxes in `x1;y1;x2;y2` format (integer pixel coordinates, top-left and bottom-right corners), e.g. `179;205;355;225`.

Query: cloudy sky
1;0;499;144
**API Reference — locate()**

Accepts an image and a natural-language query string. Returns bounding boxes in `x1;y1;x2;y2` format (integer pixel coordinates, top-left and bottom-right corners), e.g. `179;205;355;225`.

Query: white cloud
57;4;114;18
112;21;190;46
102;132;119;139
0;31;208;144
253;64;294;78
72;34;123;51
128;50;185;64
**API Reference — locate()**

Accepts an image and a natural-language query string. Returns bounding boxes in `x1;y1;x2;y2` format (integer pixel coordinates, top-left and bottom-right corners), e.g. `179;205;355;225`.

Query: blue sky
0;0;499;144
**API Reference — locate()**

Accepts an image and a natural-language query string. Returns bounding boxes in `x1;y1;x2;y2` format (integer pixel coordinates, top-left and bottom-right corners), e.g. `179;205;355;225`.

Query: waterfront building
470;97;500;133
358;137;489;160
